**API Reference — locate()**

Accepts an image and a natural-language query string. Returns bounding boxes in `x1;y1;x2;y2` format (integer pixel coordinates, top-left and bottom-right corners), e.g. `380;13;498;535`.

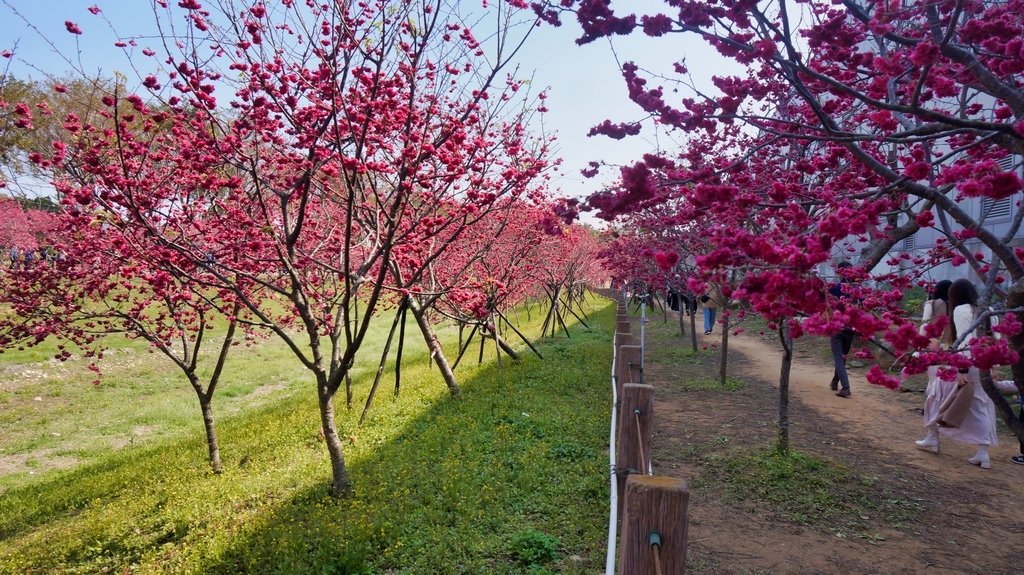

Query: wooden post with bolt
617;383;654;474
615;383;654;519
618;475;690;575
614;345;643;396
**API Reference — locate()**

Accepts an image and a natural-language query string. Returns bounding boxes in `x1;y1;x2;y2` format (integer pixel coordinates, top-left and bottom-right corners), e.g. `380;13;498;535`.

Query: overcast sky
0;1;738;209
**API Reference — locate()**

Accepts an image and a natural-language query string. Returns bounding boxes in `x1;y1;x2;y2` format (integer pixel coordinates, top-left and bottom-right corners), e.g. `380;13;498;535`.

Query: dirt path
640;313;1024;575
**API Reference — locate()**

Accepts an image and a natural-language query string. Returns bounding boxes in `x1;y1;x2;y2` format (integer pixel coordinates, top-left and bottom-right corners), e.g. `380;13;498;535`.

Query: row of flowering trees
0;0;606;497
0;197;55;255
537;0;1024;451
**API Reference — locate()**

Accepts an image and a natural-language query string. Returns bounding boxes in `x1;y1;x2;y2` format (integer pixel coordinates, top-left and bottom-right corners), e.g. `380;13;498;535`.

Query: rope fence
634;409;647;477
650;532;664;575
595;287;690;575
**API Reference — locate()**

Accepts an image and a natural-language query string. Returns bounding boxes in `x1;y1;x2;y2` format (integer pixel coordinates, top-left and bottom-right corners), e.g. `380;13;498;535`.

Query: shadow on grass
0;296;616;575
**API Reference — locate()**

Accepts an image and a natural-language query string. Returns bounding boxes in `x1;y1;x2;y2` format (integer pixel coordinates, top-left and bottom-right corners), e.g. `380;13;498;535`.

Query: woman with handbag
914;280;952;450
918;279;999;468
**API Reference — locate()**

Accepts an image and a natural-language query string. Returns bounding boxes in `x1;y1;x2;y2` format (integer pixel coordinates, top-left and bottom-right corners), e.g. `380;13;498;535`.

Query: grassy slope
0;295;614;574
0;324;323;487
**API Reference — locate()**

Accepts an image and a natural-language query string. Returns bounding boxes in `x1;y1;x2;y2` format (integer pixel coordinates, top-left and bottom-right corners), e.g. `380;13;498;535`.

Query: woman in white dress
917;279;998;468
914;280;951;451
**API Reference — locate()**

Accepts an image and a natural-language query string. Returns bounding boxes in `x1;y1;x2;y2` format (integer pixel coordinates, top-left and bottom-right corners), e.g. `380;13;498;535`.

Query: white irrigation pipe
605;330;619;575
640;299;651;474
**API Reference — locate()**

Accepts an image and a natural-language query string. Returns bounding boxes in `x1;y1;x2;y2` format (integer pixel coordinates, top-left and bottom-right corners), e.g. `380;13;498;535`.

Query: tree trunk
189;311;236;474
409;301;460;396
485;322;521;362
198;394;223;474
553;291;572;338
478;326;486;363
452;323;479;370
689;309;698;352
678;305;686;337
540;293;555;337
777;322;793;456
492;315;502;367
562;300;591;329
719;312;730;387
497;309;543;359
360;303;404;424
318;380;352;497
394;304;407;397
575;288;591;320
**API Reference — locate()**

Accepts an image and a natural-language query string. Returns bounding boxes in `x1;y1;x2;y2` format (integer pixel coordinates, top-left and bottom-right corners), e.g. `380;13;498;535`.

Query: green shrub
508;529;560;567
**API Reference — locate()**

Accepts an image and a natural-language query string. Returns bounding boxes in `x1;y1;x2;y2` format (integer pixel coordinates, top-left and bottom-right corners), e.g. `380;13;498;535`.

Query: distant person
924;279;999;469
701;284;722;335
667;285;681;313
685;292;697;317
914;280;952;452
828;262;857;398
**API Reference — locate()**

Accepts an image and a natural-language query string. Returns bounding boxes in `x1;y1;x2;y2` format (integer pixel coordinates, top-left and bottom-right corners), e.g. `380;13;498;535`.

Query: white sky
0;1;739;210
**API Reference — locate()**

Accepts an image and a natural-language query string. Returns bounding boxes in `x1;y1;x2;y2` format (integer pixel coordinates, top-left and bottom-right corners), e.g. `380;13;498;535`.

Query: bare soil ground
637;309;1024;575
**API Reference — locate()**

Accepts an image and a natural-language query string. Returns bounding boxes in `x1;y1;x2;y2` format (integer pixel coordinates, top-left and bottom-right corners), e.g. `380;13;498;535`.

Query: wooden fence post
615;345;643;396
619;475;690;575
615;383;654;520
615;332;634;350
617;383;654;474
616;319;631;335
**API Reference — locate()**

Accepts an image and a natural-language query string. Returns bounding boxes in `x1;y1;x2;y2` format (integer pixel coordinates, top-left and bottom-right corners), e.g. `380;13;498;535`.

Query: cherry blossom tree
594;127;912;452
536;0;1024;448
529;221;605;338
435;200;587;366
0;204;251;473
1;75;255;472
358;198;556;423
4;0;553;497
599;206;701;347
0;195;57;257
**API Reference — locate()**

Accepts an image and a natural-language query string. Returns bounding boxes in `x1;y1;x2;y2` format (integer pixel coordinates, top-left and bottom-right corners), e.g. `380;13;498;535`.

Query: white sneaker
914;437;939;454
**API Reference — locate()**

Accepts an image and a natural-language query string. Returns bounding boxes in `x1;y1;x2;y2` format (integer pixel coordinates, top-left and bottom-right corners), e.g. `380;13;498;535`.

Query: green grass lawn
0;294;614;574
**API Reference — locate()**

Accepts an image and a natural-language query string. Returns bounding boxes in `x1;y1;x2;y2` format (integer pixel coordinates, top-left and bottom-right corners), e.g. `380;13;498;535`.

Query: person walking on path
921;279;999;469
914;280;953;451
701;284;722;335
828;262;857;398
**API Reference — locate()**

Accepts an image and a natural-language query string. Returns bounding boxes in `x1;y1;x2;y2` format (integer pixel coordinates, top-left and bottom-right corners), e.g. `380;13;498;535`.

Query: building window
982;196;1012;220
902;234;915;251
